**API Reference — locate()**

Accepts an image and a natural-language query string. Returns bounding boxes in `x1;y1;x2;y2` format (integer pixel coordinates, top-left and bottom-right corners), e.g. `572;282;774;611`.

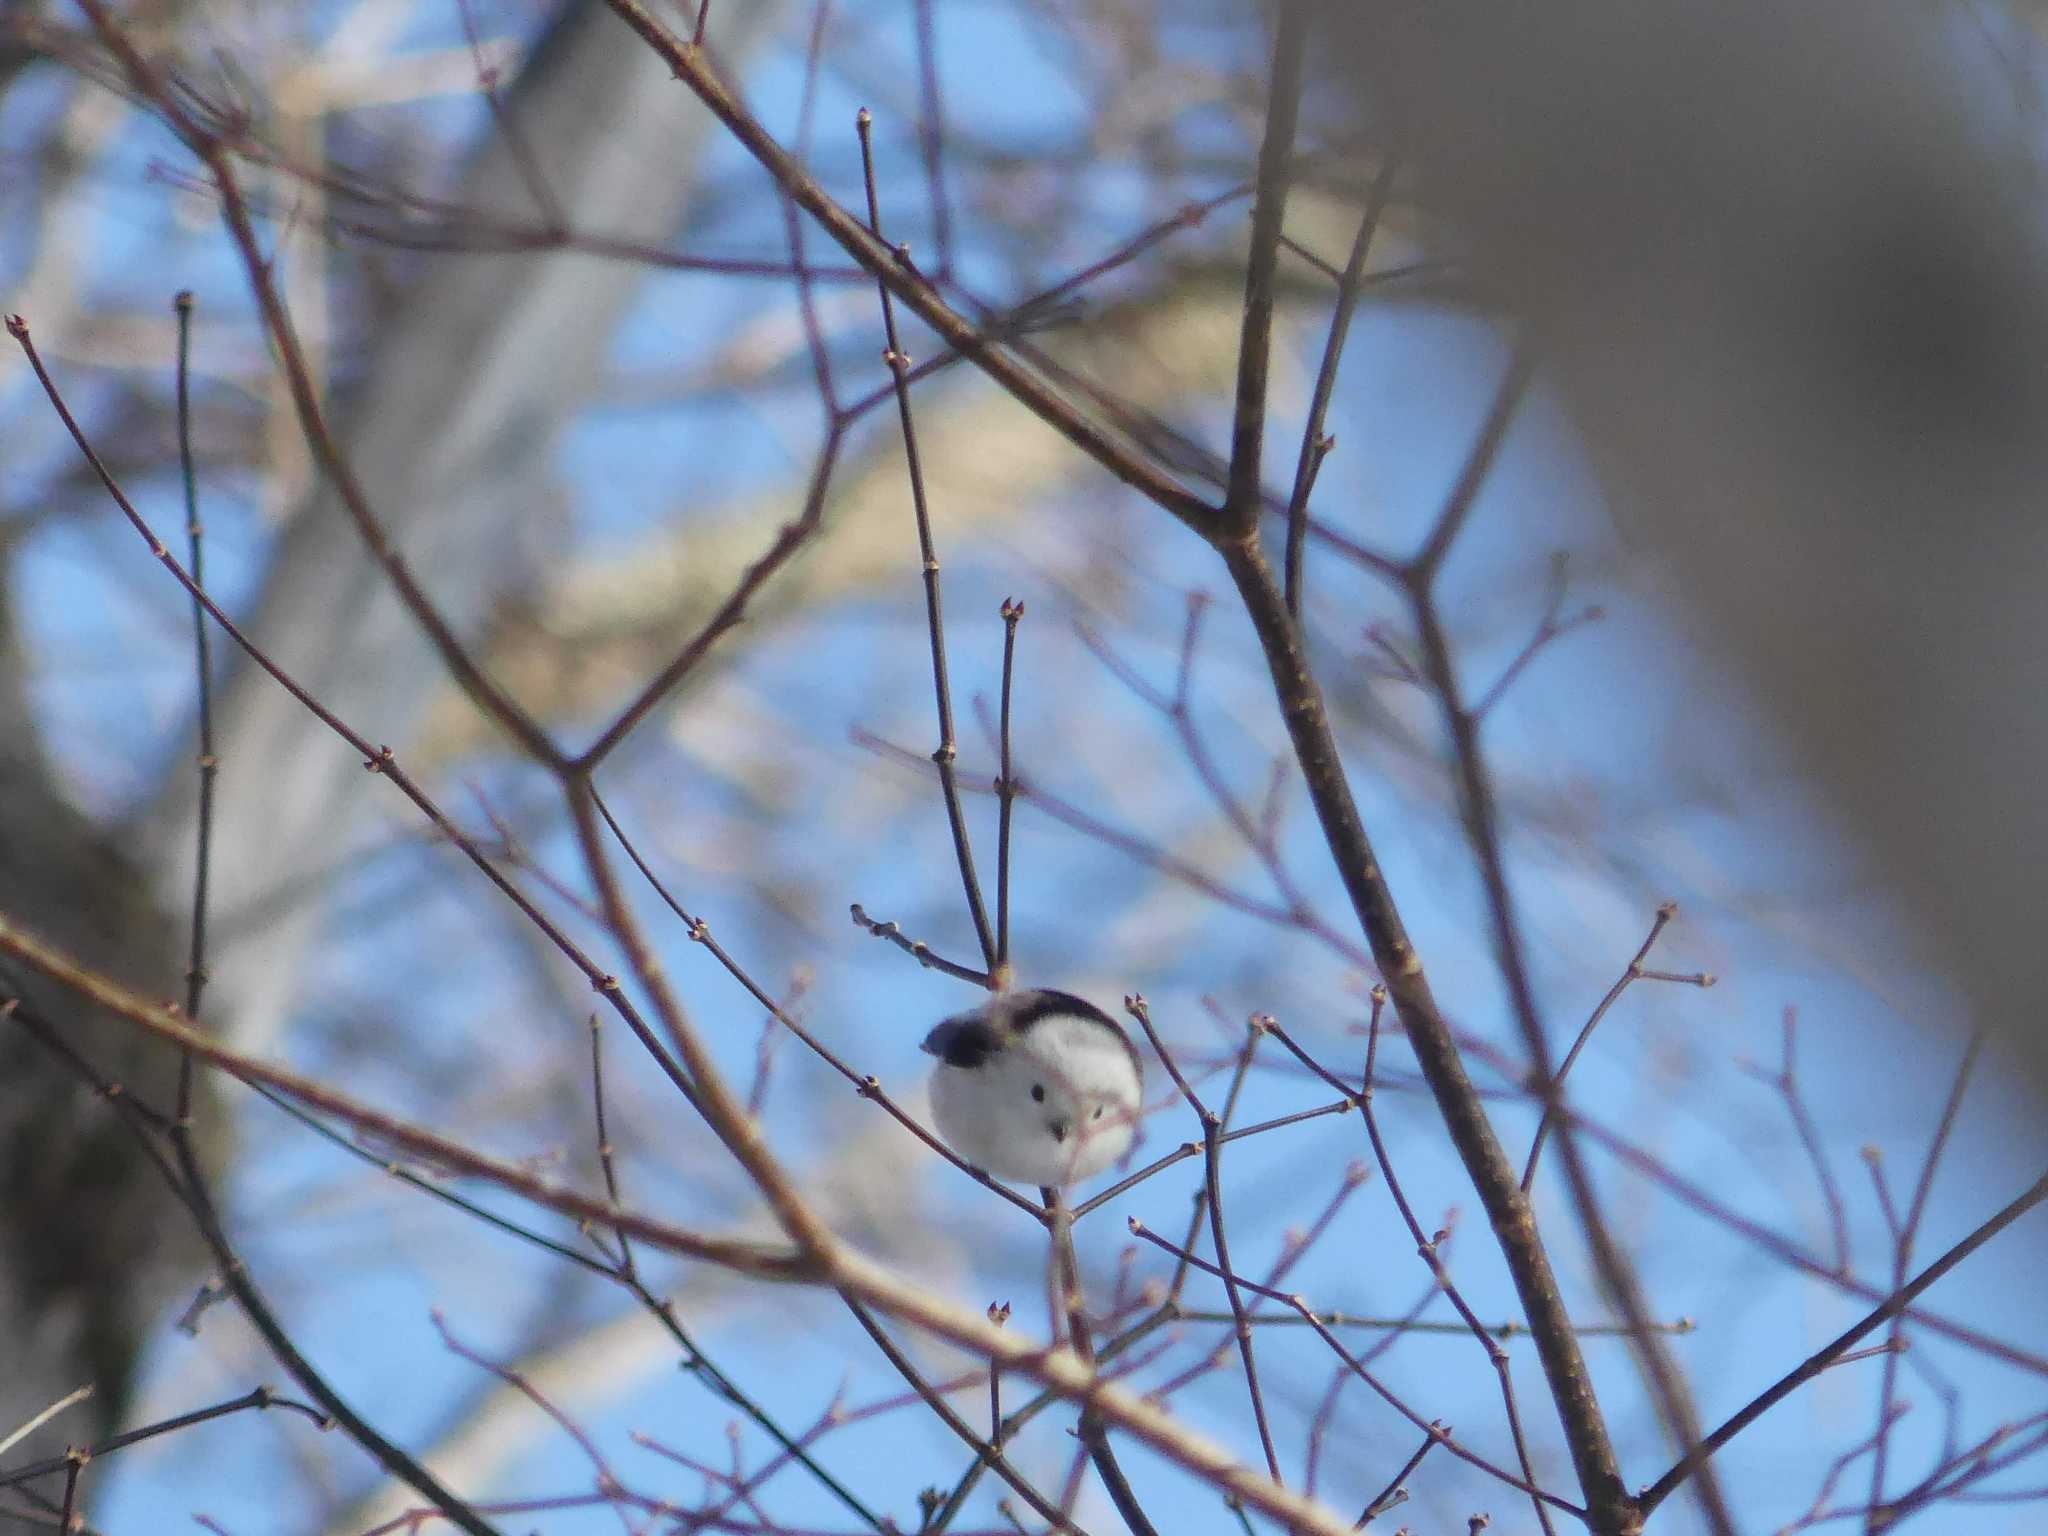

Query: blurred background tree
1;2;2044;1533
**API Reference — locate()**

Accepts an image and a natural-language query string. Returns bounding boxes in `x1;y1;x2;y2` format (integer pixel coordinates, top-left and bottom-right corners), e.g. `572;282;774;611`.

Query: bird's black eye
1030;1083;1046;1103
1092;1106;1104;1120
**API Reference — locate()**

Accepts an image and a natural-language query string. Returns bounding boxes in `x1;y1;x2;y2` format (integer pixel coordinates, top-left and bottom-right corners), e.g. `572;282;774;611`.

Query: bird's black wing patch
922;1016;1002;1068
1008;989;1116;1032
1007;989;1143;1082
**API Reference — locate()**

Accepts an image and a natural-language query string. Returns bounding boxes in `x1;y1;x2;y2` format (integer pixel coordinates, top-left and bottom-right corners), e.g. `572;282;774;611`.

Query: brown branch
0;905;1370;1536
848;902;992;988
596;0;1224;535
1358;1427;1439;1527
0;1389;330;1491
1285;158;1396;620
856;106;997;975
1222;0;1309;540
6;311;707;1118
576;426;841;769
1043;1188;1158;1536
995;598;1023;976
1638;1169;2048;1516
72;0;563;768
1216;531;1633;1532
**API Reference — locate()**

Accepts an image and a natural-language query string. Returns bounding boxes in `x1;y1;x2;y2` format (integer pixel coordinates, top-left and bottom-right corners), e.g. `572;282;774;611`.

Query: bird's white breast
929;1014;1141;1186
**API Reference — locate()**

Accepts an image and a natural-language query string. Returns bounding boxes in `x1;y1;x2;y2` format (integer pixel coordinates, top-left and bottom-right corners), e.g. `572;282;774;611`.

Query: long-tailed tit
922;989;1144;1186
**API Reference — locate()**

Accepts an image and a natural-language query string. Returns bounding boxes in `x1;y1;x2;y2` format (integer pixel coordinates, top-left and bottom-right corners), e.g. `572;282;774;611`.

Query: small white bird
922;989;1144;1187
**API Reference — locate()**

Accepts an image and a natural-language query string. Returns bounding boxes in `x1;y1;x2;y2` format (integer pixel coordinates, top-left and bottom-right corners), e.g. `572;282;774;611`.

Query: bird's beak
1047;1118;1071;1144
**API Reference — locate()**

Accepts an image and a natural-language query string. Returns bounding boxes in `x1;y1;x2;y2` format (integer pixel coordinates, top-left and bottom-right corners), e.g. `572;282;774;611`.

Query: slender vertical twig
987;1302;1008;1448
995;598;1023;982
855;106;997;976
452;0;565;231
1042;1187;1160;1536
173;291;215;1125
587;1016;634;1274
58;1452;82;1534
1223;0;1311;540
1124;998;1284;1483
1285;159;1396;620
911;0;955;278
840;1295;1079;1533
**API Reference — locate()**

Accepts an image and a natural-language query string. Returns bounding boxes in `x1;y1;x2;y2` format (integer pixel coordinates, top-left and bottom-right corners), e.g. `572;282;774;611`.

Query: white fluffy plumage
922;989;1143;1186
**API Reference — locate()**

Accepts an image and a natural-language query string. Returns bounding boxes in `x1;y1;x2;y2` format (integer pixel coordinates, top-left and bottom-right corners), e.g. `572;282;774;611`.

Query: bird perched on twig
922;989;1143;1186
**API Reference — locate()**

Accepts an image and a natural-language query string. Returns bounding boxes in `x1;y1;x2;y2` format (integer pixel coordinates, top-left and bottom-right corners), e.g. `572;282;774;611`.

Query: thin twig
1868;1026;1987;1521
1395;358;1714;1530
1409;348;1534;578
1639;1169;2048;1516
1043;1188;1159;1536
452;0;566;232
1070;1091;1356;1222
586;1016;634;1273
849;903;992;988
0;1389;331;1491
1522;902;1711;1191
857;105;997;973
987;1302;1009;1448
1124;998;1284;1482
58;1454;81;1535
842;1296;1080;1533
1219;523;1631;1530
593;795;1034;1215
911;0;954;277
995;598;1023;979
172;290;216;1129
1469;553;1604;722
1736;1008;1852;1277
1357;1429;1437;1527
1285;159;1396;620
1273;1002;1555;1536
1223;0;1310;540
1124;1218;1583;1516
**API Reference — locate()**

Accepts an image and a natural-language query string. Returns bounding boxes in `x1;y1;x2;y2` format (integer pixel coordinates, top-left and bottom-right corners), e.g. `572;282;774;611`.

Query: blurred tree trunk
1318;0;2048;1095
2;0;786;1457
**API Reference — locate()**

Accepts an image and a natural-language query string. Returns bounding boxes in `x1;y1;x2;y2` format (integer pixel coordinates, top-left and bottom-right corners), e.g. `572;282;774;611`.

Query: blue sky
4;3;2045;1533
